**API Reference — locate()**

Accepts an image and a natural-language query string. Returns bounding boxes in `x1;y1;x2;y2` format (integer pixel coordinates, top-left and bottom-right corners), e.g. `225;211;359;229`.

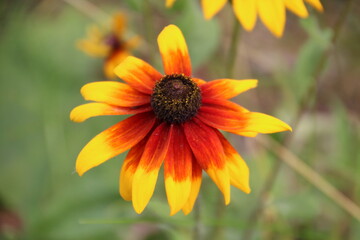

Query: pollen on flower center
151;74;201;124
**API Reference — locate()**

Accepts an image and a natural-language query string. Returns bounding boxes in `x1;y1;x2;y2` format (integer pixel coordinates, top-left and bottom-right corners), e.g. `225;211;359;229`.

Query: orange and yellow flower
71;25;291;215
77;13;139;79
167;0;323;37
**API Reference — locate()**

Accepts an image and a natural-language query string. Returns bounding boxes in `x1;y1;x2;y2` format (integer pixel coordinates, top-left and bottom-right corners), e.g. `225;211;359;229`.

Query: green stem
208;193;226;240
226;17;241;78
143;0;157;63
241;0;354;239
192;195;202;240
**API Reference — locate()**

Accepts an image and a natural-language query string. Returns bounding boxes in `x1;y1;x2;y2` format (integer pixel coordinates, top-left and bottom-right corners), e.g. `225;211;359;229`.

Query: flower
70;24;291;215
77;13;139;79
166;0;176;7
166;0;323;37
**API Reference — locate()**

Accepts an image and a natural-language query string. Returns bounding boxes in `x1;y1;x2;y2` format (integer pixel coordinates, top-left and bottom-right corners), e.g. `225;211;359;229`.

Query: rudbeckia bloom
166;0;176;7
77;13;139;79
167;0;323;37
71;25;291;215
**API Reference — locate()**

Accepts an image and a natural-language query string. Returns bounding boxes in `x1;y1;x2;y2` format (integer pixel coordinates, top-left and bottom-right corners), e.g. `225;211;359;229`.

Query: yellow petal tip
76;167;85;177
132;202;146;214
285;124;293;132
165;0;176;8
132;168;159;215
281;124;292;132
245;79;258;90
169;209;178;216
133;207;144;214
70;108;80;122
273;31;283;38
224;191;231;205
243;187;251;194
182;209;191;215
225;197;230;206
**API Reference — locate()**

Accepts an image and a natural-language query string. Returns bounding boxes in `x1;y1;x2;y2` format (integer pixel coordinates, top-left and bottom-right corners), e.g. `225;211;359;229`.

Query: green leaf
291;16;333;102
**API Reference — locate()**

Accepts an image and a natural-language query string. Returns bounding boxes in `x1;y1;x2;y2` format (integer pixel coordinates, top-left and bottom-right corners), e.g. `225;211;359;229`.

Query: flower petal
104;50;129;79
81;81;150;107
206;166;231;205
239;112;292;133
197;102;249;133
197;99;291;135
114;56;162;94
164;125;192;215
235;132;258;137
305;0;323;12
201;0;227;19
257;0;286;37
202;97;249;113
184;118;230;205
182;159;202;215
70;103;152;123
124;36;141;50
157;25;192;76
112;13;126;36
119;137;147;201
166;0;176;7
284;0;308;18
216;131;251;194
233;0;257;31
77;39;109;57
193;77;207;86
77;26;109;57
132;168;159;214
132;123;173;214
200;79;258;99
75;112;156;176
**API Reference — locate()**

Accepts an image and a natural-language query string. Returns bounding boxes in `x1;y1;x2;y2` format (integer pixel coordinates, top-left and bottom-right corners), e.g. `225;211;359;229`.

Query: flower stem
208;193;226;240
226;16;241;78
241;0;355;239
257;135;360;222
192;195;202;240
143;0;157;63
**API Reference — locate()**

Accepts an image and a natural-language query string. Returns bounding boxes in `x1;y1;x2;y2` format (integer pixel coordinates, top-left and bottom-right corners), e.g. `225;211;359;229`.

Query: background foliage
1;0;359;239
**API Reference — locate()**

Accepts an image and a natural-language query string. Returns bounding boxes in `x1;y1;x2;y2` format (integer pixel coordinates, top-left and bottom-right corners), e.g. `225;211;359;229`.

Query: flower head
70;24;291;215
77;13;139;78
167;0;323;37
166;0;176;7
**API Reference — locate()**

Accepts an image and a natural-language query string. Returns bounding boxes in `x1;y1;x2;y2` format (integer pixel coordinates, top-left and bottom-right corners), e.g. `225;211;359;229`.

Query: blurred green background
1;0;359;239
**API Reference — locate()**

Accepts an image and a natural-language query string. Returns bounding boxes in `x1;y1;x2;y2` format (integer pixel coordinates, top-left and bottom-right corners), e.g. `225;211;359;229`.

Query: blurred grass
0;5;131;240
0;1;360;240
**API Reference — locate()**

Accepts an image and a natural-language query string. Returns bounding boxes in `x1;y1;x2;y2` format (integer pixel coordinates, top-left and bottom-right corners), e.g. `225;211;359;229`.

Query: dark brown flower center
104;34;123;53
151;74;201;124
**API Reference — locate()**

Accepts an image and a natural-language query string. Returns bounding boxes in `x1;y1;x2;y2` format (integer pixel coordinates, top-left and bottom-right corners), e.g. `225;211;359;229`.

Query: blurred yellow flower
167;0;323;37
77;13;140;79
166;0;176;7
